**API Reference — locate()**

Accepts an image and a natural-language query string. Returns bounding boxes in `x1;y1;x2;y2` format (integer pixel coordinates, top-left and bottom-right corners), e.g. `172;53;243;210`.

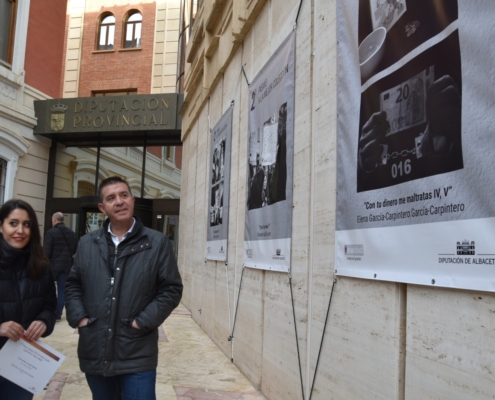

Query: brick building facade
77;4;156;97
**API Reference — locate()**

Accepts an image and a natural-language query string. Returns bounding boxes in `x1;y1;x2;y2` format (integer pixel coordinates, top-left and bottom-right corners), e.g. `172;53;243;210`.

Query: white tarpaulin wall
206;106;233;261
244;31;295;272
336;0;495;292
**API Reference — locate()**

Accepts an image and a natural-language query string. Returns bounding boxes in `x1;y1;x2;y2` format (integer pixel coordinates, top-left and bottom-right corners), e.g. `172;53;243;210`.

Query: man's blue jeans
51;269;69;319
0;376;33;400
86;370;156;400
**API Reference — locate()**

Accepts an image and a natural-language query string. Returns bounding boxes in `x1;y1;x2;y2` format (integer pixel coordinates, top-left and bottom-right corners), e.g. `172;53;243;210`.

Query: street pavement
33;304;264;400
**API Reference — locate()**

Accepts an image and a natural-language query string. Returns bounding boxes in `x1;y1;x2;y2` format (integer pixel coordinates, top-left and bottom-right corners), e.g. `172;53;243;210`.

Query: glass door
155;214;179;259
85;211;106;233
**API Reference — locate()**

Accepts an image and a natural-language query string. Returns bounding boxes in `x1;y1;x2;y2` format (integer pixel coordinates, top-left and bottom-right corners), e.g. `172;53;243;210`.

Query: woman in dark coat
0;199;57;400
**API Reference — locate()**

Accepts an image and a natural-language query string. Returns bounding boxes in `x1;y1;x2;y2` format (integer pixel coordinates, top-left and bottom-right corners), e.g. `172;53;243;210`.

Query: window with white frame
0;128;29;203
97;14;115;51
163;146;175;163
0;0;17;68
188;0;200;36
124;12;142;49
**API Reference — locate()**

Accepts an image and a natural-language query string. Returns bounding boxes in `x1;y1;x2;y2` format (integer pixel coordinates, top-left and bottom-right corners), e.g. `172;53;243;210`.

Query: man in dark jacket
65;176;183;400
44;212;77;321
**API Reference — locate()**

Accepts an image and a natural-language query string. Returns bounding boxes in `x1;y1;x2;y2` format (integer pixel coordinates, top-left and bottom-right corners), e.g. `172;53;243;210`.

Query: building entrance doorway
43;142;182;254
152;199;180;259
84;211;105;234
46;195;180;256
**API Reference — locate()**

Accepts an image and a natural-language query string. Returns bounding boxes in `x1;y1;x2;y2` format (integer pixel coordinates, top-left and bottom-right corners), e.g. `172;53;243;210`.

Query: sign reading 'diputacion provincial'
34;94;182;146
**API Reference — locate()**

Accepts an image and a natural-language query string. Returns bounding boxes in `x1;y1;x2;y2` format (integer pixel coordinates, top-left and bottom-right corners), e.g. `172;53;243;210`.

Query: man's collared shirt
108;218;136;247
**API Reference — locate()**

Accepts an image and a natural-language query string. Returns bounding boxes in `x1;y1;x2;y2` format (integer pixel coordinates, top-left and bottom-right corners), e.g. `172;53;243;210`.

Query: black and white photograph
369;0;407;32
247;102;287;210
358;0;458;83
357;31;463;192
211;139;225;186
206;107;233;261
209;182;223;227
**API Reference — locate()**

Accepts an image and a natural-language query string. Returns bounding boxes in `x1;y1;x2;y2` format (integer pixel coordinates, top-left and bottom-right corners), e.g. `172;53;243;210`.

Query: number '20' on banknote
380;66;434;136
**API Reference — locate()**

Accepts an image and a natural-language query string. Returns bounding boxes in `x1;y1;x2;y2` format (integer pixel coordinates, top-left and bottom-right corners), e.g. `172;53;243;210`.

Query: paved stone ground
33;304;264;400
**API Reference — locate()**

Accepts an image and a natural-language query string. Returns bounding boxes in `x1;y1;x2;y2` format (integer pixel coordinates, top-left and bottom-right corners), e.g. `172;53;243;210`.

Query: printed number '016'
391;159;411;178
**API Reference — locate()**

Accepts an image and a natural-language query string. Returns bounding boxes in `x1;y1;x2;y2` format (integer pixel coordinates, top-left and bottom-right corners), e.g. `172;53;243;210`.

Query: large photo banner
206;106;233;261
336;1;495;292
244;31;295;272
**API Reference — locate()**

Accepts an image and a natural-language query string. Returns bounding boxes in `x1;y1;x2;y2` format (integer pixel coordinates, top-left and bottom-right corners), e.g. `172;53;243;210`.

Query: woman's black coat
0;239;57;350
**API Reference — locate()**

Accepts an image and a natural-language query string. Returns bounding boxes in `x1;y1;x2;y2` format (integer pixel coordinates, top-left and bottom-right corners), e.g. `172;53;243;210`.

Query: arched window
0;128;29;204
124;12;142;48
97;14;115;50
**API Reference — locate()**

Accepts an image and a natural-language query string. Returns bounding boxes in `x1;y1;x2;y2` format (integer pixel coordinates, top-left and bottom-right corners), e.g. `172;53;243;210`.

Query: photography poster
206;106;233;261
244;31;295;272
336;0;495;292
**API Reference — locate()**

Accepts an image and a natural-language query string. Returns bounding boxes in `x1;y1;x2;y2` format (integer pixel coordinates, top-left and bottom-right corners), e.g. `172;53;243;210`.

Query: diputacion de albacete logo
438;240;495;266
457;240;475;255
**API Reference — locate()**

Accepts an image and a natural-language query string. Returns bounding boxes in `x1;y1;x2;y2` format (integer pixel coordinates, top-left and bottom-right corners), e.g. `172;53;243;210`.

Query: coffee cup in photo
359;27;387;81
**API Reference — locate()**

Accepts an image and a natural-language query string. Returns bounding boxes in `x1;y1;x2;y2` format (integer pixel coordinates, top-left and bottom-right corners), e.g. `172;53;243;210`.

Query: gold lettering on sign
107;115;115;125
94;116;104;128
131;99;140;111
148;98;158;110
160;113;168;125
64;96;176;130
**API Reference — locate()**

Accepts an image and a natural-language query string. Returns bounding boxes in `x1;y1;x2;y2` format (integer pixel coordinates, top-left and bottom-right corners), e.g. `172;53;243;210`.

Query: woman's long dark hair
0;199;49;279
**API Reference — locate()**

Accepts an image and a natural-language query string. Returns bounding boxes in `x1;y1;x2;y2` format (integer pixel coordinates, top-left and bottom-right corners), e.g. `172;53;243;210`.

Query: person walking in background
65;176;183;400
43;212;77;321
0;199;57;400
